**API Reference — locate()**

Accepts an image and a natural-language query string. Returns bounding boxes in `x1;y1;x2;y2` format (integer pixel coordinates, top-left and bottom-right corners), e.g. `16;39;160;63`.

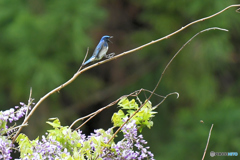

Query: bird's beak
109;36;113;43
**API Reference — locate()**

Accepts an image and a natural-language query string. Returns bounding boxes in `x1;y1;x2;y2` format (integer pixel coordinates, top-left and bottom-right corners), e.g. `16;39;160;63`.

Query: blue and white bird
83;35;113;66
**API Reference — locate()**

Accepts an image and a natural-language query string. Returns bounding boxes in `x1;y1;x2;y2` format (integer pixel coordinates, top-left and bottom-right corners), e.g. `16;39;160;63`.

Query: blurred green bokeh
0;0;239;159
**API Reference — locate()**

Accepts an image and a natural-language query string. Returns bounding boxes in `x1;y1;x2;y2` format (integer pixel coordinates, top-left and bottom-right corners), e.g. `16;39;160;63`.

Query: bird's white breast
98;45;108;60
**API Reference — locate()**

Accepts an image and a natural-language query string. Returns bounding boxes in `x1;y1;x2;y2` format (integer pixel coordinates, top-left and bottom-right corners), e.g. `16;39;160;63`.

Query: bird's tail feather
82;56;95;66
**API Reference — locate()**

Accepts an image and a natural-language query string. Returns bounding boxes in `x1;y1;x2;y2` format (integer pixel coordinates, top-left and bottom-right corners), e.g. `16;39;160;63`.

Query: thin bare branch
12;49;90;142
152;92;179;110
236;7;240;13
24;87;32;119
202;124;214;160
153;27;228;105
70;88;168;130
78;47;89;72
69;90;143;129
142;89;174;99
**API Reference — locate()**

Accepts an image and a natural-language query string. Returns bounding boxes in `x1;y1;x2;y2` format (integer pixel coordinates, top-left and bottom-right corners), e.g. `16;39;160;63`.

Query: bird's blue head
101;35;113;43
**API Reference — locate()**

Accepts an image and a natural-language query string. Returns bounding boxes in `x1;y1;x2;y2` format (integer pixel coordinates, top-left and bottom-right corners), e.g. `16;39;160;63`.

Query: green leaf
112;110;125;127
46;118;61;128
118;97;129;108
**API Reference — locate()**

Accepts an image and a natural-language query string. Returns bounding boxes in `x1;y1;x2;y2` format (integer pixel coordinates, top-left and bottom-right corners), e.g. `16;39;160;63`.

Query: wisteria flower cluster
1;97;156;159
16;118;154;159
0;102;33;135
0;135;14;160
0;101;33;160
107;119;154;159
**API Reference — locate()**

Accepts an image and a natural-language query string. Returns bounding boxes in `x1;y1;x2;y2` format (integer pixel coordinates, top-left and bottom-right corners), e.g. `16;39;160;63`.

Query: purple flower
102;120;154;159
0;136;14;160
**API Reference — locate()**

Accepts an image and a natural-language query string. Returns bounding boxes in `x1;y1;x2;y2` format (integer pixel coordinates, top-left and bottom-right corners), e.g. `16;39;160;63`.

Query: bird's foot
105;52;115;59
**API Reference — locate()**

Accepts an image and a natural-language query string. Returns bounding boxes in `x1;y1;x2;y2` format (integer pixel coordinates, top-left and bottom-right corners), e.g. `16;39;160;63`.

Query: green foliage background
0;0;239;159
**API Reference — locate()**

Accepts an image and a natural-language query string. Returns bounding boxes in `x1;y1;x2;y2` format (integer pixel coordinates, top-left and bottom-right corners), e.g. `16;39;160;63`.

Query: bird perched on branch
83;35;113;66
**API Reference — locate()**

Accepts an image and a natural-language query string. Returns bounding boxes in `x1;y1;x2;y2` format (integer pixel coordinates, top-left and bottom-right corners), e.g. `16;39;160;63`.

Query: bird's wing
92;40;104;58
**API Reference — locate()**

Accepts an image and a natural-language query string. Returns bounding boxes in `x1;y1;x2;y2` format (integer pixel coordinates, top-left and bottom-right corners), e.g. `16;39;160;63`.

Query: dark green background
0;1;239;159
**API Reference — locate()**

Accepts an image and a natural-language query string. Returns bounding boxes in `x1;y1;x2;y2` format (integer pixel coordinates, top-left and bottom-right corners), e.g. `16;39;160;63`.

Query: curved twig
236;7;240;13
69;89;143;129
152;92;179;110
